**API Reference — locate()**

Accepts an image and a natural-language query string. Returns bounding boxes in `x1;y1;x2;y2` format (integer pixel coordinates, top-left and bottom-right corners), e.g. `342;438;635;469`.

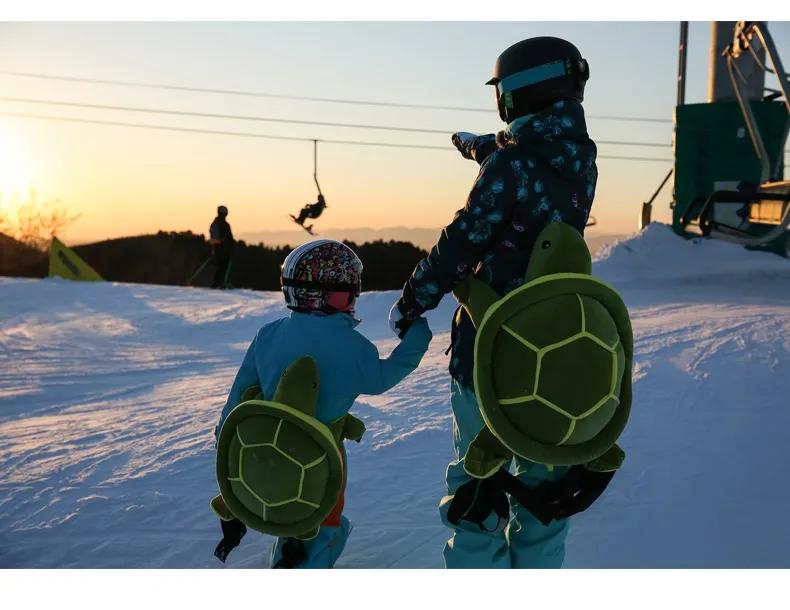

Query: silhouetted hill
238;227;443;252
0;233;47;277
3;231;428;291
2;229;628;290
238;226;627;256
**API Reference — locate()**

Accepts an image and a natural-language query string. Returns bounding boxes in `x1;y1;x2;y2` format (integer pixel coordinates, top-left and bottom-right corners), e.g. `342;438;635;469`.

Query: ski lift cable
313;140;322;196
0;94;673;147
0;109;676;162
0;69;673;124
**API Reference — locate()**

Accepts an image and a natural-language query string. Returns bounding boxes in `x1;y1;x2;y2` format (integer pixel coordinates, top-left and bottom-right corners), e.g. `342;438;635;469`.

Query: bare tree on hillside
0;191;79;251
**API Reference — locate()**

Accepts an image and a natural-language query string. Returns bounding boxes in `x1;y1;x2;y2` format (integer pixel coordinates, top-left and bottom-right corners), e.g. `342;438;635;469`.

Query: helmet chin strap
495;90;509;123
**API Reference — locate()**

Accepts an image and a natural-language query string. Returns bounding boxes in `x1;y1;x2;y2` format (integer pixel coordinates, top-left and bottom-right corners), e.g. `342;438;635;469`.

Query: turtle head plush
454;222;593;328
525;222;592;282
273;356;320;418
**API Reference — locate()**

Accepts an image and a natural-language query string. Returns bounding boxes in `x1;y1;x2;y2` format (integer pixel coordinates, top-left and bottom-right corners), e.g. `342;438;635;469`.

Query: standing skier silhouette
209;205;235;289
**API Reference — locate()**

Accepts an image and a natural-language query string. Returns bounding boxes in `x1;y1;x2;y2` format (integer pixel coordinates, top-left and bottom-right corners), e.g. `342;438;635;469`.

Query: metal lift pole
639;22;686;231
726;21;788;184
677;21;689;106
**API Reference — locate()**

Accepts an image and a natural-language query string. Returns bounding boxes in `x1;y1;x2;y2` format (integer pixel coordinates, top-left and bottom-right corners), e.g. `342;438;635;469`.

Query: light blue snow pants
270;517;351;569
439;379;570;569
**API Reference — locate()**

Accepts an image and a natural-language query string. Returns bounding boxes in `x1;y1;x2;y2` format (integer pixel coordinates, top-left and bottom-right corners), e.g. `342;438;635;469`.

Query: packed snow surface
2;223;790;568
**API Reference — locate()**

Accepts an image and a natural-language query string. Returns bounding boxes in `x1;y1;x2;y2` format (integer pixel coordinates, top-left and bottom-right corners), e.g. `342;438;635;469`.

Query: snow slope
2;223;790;568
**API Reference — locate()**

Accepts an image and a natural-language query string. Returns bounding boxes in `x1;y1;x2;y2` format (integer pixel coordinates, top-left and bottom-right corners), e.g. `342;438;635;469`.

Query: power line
0;109;674;162
0;110;448;150
0;69;673;124
0;69;499;113
0;95;450;135
0;94;674;148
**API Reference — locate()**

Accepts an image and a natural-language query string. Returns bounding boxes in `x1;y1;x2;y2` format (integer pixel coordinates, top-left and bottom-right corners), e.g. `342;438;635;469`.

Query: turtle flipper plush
213;356;347;541
448;222;633;526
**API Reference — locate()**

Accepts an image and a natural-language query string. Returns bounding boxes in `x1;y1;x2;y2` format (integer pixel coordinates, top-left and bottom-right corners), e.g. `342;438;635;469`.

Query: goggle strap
282;277;360;294
497;59;573;95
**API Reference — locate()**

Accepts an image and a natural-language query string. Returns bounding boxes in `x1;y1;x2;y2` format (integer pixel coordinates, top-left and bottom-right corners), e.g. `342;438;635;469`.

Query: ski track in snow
1;224;790;568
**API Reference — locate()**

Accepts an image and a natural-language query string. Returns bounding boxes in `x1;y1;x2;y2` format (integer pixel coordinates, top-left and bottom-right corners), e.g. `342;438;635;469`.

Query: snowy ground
2;224;790;568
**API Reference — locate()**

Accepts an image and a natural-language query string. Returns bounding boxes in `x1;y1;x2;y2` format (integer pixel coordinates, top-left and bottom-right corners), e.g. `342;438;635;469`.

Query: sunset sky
0;21;788;243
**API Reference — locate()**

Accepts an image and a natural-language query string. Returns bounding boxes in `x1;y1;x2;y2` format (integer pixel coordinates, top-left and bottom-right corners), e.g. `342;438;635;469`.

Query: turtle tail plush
448;222;633;527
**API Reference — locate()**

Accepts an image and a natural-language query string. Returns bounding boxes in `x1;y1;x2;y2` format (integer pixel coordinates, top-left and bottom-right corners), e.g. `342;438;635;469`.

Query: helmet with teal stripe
454;222;632;474
487;37;590;122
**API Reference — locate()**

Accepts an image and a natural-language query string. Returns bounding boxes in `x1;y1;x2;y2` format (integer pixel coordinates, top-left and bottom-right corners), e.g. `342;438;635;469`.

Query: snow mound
594;223;790;286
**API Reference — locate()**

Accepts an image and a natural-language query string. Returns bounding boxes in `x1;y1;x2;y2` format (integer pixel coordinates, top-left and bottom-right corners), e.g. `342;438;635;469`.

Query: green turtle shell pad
216;400;344;537
473;273;633;466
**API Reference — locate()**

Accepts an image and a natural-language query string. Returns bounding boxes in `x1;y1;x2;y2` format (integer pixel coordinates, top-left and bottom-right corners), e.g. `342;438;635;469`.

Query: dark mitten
509;466;616;524
547;466;615;520
446;473;510;532
213;518;247;563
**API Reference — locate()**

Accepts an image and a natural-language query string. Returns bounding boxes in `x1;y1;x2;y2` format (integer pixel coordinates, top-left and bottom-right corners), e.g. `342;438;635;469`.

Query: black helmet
487;37;589;123
217;205;228;217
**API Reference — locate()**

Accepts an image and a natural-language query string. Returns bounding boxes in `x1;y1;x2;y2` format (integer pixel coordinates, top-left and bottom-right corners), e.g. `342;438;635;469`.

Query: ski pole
187;256;213;286
222;258;234;289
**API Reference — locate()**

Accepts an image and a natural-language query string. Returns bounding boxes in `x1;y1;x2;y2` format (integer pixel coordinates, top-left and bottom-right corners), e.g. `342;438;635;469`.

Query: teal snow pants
439;380;570;569
270;517;351;569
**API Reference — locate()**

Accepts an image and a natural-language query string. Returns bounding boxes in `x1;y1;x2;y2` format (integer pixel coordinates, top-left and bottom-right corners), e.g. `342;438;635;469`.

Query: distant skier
389;37;599;568
209;205;235;289
212;240;432;568
290;194;327;232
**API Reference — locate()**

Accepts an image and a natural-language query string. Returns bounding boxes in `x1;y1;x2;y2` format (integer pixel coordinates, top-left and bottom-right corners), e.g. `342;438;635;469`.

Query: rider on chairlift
293;194;327;226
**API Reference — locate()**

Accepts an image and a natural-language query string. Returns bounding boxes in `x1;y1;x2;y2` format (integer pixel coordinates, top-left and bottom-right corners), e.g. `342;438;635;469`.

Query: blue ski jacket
397;100;597;387
217;310;432;434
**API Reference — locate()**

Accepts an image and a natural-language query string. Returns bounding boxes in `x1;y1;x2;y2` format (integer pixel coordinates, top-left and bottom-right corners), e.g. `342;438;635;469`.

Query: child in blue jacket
216;239;432;568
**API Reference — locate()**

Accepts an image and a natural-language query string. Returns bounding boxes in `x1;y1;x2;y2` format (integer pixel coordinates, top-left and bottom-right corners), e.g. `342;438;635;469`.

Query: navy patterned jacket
397;100;598;387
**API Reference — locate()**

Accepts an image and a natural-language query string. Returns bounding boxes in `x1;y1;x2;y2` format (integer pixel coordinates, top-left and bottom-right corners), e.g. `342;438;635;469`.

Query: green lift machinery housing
661;22;790;255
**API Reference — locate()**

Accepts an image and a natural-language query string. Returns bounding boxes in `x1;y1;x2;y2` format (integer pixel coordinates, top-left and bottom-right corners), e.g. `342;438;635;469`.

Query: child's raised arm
357;317;432;396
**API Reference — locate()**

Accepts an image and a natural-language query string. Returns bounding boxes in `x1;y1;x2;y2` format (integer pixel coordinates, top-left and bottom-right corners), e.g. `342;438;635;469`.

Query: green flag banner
48;236;103;281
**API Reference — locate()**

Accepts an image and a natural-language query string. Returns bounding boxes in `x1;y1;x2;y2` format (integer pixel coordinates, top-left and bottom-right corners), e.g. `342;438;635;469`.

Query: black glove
451;132;498;163
213;518;247;563
531;465;616;521
446;471;511;532
500;466;616;525
449;467;617;530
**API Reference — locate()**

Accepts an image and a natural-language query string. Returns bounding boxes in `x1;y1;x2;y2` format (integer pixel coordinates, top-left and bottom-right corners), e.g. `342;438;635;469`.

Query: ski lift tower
670;21;790;256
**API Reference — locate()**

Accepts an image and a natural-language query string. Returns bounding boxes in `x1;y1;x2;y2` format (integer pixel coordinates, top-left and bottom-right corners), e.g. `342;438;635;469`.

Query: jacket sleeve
398;151;514;319
216;336;259;439
470;134;499;165
356;317;432;395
